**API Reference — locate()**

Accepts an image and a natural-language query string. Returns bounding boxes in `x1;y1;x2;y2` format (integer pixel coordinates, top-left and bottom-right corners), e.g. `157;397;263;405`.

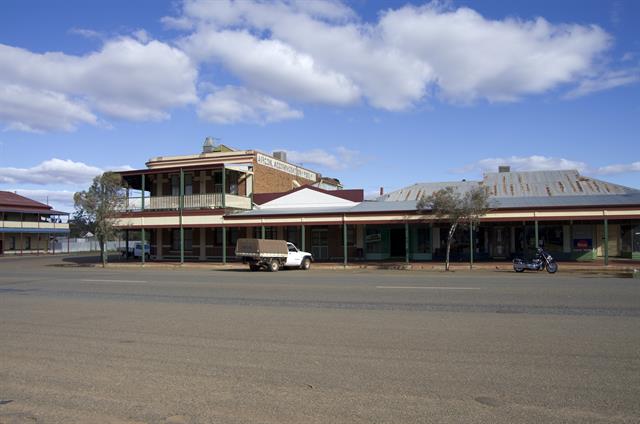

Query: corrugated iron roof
0;191;54;211
378;170;638;202
483;170;636;197
378;181;482;202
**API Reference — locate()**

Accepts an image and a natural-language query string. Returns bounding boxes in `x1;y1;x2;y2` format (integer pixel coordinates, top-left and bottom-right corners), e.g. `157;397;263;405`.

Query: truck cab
285;242;312;269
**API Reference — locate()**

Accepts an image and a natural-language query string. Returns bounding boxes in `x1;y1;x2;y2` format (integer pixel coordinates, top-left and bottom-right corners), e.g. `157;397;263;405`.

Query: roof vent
273;151;287;162
202;136;215;153
498;165;511;173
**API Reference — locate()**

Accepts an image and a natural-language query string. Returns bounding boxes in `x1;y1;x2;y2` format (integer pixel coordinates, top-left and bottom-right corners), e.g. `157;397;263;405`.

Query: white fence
51;237;137;253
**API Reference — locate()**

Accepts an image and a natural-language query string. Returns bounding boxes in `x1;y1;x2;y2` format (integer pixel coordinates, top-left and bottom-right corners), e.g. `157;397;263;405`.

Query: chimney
498;165;511;173
379;187;384;196
273;151;287;162
202;136;215;153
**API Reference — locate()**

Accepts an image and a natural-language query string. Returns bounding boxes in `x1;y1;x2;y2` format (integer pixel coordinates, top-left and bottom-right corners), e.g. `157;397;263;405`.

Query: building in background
113;141;640;264
0;191;69;255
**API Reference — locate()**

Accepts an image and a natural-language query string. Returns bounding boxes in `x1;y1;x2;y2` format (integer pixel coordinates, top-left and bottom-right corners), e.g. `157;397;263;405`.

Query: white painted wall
259;188;357;209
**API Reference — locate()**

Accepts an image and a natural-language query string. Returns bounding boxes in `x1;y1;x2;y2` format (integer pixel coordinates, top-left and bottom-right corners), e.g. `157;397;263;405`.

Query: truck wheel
300;257;311;270
268;260;280;272
249;264;260;272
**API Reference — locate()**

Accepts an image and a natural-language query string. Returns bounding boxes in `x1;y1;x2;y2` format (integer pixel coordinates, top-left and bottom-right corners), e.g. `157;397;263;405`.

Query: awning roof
0;207;68;215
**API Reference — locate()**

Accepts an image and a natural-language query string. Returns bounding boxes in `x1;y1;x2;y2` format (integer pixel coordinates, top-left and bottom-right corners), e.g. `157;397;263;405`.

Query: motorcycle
513;247;558;273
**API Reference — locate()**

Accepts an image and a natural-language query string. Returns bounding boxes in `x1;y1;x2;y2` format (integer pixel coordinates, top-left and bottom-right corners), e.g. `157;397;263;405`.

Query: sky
0;0;639;212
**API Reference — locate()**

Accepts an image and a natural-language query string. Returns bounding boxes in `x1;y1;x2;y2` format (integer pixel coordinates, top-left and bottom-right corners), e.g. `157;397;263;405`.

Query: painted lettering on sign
256;153;317;181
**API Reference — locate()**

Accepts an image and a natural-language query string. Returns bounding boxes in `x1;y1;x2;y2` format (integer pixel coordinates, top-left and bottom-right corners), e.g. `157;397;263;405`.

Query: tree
73;172;126;267
417;186;490;271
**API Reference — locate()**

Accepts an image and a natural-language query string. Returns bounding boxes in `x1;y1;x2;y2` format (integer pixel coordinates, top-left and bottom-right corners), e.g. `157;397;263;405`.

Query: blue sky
0;0;638;211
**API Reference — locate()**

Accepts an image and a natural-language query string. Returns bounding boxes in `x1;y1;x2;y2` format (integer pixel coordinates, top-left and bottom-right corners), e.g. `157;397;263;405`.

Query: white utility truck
119;243;150;259
235;238;313;272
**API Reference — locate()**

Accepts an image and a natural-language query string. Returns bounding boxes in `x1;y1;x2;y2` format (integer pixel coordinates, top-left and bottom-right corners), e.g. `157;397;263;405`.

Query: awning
0;207;68;215
0;228;70;234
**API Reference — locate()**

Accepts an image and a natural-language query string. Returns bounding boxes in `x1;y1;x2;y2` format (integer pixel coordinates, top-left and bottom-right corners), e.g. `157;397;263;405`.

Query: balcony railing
0;220;70;231
121;193;251;211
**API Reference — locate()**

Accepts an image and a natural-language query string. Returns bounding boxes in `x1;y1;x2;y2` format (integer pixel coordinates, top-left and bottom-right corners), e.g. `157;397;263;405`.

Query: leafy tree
417;186;490;271
73;172;125;267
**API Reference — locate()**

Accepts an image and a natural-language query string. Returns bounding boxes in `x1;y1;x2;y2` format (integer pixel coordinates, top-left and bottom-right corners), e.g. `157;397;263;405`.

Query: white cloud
0;158;130;185
564;68;639;98
182;29;360;105
169;0;616;110
456;156;640;176
455;156;589;174
0;84;97;132
595;162;640;175
0;36;198;131
197;86;302;124
284;146;362;171
379;4;611;103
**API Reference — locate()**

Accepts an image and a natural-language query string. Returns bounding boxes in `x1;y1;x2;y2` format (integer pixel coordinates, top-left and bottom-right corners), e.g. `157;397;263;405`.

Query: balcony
121;193;252;212
0;220;70;231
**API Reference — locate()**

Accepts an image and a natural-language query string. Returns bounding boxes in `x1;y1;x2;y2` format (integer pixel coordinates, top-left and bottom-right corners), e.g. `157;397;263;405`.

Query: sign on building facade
256;153;317;181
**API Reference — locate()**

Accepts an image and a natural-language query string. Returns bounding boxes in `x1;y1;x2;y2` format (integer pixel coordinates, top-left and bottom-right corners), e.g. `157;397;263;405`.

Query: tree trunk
100;239;106;268
445;222;457;271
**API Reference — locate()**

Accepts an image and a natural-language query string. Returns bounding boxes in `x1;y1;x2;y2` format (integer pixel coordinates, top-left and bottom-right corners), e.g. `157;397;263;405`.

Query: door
285;243;303;266
0;239;3;255
596;224;620;257
390;228;406;257
311;228;328;260
491;227;507;258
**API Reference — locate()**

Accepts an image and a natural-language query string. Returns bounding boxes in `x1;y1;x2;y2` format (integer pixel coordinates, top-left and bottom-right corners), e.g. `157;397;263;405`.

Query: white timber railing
121;193;251;211
0;220;70;230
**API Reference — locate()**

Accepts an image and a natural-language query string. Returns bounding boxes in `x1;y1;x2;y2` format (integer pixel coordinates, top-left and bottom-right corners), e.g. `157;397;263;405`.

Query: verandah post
343;219;348;268
604;217;609;266
180;168;184;264
405;221;409;264
141;173;146;265
469;221;474;270
222;226;227;264
301;224;305;251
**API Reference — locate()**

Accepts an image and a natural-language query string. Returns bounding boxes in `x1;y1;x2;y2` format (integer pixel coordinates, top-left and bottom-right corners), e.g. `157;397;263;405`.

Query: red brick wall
253;162;316;194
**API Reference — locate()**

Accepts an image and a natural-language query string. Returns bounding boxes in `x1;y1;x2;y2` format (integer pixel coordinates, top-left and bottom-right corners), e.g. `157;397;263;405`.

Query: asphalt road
1;255;639;423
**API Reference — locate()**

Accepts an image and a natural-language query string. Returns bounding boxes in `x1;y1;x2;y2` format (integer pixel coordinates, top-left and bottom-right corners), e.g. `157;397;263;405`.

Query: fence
50;237;139;253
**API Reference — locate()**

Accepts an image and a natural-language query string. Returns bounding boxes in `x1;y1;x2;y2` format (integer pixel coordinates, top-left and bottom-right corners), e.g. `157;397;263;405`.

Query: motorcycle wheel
513;264;525;273
546;262;558;274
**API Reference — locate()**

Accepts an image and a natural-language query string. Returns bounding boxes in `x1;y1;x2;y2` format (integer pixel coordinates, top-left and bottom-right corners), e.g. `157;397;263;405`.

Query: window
415;227;431;253
171;229;193;251
171;175;179;196
171;174;193;196
288;243;297;252
285;226;300;246
10;236;16;250
227;228;238;246
252;226;277;239
538;225;563;252
365;227;383;254
184;174;193;195
227;172;239;195
214;171;223;193
343;225;356;246
25;236;31;250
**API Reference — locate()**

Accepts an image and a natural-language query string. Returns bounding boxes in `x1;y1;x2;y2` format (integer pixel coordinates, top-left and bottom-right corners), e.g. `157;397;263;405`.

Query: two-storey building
116;138;337;261
0;191;69;255
114;140;640;265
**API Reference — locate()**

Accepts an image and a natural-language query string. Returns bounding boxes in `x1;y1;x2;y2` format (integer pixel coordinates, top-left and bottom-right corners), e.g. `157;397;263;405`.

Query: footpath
105;258;640;274
2;252;639;274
